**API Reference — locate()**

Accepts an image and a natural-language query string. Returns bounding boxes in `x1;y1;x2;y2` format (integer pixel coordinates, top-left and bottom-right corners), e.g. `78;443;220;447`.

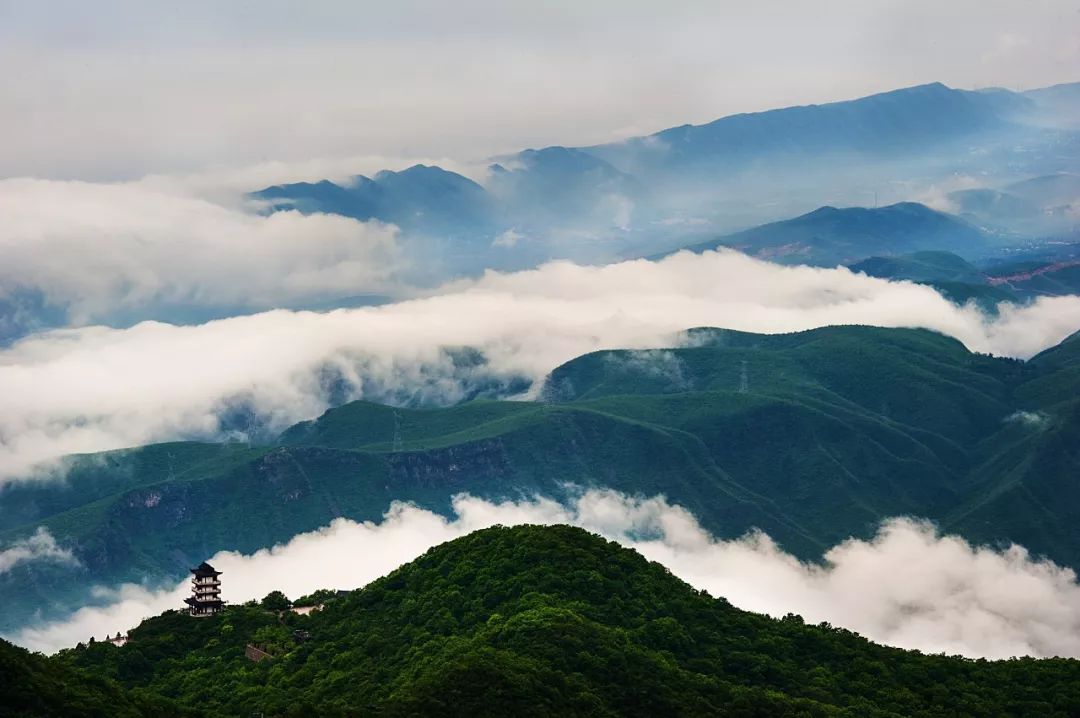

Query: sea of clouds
3;248;1080;481
11;490;1080;660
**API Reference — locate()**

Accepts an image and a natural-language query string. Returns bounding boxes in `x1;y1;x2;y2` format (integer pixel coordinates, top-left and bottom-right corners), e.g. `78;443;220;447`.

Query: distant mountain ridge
255;164;496;239
583;82;1032;177
4;80;1075;345
668;202;992;266
247;80;1080;281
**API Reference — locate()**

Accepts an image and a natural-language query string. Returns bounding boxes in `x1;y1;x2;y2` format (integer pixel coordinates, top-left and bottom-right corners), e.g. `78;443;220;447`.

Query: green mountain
0;636;179;717
57;525;1080;717
848;249;1080;306
983;260;1080;298
4;324;1080;635
848;251;985;283
847;251;1018;309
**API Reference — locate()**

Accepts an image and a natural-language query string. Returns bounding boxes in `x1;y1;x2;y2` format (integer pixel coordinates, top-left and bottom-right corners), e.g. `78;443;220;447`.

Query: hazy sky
2;0;1077;181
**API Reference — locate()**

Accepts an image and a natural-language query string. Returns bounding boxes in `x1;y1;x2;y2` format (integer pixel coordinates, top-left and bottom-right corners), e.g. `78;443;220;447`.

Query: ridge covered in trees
29;524;1080;717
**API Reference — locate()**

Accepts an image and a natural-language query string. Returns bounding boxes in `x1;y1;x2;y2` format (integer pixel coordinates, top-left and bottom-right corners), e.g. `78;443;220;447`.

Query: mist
0;528;78;575
3;249;1080;481
0;178;402;325
12;489;1080;660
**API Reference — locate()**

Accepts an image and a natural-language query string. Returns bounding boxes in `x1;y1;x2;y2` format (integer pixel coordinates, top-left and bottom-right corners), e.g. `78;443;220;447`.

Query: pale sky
1;0;1077;181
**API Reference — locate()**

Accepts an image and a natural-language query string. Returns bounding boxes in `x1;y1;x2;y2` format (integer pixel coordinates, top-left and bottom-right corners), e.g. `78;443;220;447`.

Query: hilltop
55;525;1080;717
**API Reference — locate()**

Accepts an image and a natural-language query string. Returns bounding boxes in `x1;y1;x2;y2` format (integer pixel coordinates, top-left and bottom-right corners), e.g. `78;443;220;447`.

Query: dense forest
12;525;1077;717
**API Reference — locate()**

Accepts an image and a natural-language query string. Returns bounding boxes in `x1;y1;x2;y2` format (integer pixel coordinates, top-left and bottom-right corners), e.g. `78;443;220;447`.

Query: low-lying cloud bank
3;249;1080;480
0;178;401;324
0;528;78;575
11;490;1080;660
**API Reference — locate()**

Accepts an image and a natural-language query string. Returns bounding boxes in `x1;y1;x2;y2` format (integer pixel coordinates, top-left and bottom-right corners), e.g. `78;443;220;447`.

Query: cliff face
387;438;515;490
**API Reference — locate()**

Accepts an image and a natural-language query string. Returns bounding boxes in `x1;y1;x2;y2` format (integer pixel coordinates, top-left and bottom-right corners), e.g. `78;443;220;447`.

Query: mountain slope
236;82;1078;273
253;164;498;239
585;83;1031;177
847;251;1017;309
1023;82;1080;128
6;324;1070;635
488;146;643;228
849;251;985;284
674;203;992;265
61;525;1080;717
0;637;179;717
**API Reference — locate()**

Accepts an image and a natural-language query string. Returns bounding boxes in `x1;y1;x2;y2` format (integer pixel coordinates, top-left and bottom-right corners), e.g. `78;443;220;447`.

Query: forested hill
0;636;181;717
53;525;1080;717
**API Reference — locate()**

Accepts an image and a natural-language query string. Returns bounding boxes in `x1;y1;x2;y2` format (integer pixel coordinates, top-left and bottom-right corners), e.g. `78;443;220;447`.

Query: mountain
1004;173;1080;209
1024;82;1080;128
253;164;498;241
847;251;1017;309
56;525;1080;717
848;251;985;283
487;146;644;235
671;203;993;266
0;636;179;717
242;82;1080;275
11;324;1080;633
252;164;502;276
1031;330;1080;371
945;188;1044;232
946;173;1080;237
584;83;1032;178
982;260;1080;298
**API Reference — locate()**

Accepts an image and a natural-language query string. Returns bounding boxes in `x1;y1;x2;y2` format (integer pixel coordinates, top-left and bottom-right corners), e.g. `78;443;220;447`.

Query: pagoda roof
190;561;222;577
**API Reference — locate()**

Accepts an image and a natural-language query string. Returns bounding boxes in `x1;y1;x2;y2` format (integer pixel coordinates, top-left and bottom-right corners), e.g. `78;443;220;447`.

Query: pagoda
184;561;224;617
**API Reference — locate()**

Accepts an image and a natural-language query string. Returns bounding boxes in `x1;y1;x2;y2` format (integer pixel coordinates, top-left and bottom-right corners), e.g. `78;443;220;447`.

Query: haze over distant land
3;78;1079;343
2;0;1078;179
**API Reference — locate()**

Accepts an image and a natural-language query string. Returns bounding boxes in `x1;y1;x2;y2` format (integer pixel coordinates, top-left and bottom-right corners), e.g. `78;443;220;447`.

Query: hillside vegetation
0;636;180;717
1;324;1078;633
58;525;1080;717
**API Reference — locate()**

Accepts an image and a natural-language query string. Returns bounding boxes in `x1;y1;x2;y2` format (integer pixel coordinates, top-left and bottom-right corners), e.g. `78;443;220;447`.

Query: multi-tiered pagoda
184;561;224;617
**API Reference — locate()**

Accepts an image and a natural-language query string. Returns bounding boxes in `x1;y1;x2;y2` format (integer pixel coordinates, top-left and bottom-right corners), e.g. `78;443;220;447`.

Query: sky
2;0;1077;182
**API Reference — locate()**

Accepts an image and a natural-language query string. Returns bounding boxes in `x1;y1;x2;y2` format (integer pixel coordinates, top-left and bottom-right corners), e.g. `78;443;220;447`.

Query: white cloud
914;174;983;213
0;527;79;575
492;229;525;248
1;249;1079;480
0;178;402;323
11;490;1080;660
1004;410;1051;429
